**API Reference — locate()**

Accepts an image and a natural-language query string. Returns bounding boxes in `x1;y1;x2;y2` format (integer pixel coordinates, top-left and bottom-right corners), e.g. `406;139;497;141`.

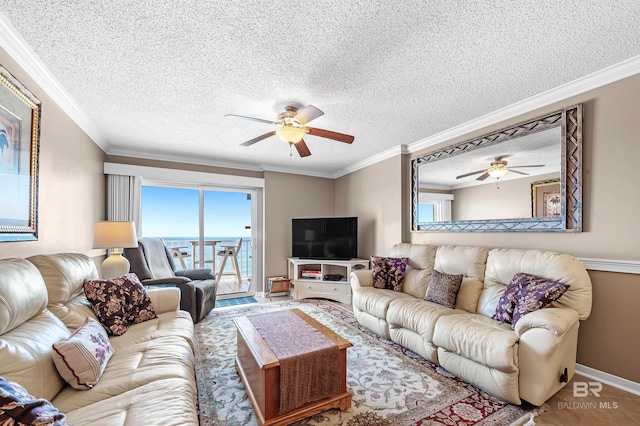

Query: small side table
265;276;291;300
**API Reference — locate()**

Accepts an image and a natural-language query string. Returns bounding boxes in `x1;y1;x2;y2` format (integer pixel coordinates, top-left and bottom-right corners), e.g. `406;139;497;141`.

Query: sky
141;186;252;238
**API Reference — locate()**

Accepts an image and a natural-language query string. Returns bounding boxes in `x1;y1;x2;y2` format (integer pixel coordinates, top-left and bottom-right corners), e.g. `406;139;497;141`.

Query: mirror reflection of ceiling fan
225;105;354;157
455;156;545;181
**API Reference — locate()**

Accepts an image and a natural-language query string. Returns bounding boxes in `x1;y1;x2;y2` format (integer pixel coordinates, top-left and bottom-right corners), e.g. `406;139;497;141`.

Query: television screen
292;217;358;260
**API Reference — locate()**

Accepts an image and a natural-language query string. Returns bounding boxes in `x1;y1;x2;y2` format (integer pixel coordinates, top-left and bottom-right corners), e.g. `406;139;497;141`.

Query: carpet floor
195;299;537;425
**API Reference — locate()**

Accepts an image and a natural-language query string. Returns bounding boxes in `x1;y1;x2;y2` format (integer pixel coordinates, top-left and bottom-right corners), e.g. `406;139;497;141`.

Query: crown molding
407;55;640;155
334;144;409;178
0;12;107;151
107;147;336;179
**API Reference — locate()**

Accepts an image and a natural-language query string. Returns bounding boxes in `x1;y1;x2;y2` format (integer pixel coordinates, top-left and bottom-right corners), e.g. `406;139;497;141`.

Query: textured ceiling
1;1;639;177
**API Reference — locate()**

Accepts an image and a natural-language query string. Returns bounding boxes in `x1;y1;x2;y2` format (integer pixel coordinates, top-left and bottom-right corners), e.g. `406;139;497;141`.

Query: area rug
195;299;536;425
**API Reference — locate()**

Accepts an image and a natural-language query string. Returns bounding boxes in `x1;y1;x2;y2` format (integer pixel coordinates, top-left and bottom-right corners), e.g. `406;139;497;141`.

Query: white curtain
107;174;141;236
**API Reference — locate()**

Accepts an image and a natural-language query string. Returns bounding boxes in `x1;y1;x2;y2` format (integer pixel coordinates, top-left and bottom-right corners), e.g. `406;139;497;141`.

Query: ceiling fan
225;105;354;157
456;156;544;181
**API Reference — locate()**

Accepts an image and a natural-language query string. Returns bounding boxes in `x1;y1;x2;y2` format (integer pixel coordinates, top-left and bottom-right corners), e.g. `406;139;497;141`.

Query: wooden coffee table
233;309;352;426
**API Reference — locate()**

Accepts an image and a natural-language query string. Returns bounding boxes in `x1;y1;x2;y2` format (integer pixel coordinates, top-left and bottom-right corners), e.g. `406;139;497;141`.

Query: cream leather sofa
351;243;592;406
0;254;199;425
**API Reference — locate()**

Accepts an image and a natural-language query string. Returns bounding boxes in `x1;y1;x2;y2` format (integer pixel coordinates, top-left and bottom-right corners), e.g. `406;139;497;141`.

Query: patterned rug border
195;299;536;425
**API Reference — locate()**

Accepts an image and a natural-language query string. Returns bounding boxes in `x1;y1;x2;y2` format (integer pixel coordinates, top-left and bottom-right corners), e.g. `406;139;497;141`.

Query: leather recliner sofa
0;253;199;425
351;243;592;406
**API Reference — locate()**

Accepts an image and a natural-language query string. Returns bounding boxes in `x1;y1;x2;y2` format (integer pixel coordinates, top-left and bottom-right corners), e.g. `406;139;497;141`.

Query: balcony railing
163;238;251;278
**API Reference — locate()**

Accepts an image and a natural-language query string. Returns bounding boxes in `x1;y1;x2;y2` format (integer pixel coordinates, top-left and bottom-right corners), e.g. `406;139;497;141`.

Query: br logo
573;381;602;397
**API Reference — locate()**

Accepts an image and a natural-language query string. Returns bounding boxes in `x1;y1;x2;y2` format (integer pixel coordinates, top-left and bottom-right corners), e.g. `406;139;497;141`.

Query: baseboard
575;364;640;396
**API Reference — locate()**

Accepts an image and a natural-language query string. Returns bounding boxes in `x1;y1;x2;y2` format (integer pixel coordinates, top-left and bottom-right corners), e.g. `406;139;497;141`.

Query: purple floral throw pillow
511;277;570;326
84;273;157;335
424;269;464;309
371;256;409;292
492;272;535;324
0;377;67;425
493;272;570;327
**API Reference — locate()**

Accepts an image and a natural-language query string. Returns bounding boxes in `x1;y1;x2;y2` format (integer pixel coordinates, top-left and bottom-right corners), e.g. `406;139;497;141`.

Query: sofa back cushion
28;254;100;330
434;245;489;312
0;259;48;335
478;248;592;320
387;243;437;299
0;258;70;401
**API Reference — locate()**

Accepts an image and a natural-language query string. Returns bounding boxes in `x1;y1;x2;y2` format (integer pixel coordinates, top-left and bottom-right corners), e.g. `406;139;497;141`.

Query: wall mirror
411;104;582;232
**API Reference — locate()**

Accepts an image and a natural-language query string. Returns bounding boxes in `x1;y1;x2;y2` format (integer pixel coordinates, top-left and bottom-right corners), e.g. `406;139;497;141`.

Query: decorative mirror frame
411;104;582;232
0;65;41;242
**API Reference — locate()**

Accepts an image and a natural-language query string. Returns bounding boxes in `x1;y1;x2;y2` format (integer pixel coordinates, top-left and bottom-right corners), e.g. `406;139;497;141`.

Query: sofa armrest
142;276;191;285
146;287;181;314
350;269;373;291
515;308;579;338
176;268;216;281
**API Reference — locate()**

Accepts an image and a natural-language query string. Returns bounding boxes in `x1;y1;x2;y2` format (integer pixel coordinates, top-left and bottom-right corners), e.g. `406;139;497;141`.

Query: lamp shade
275;126;306;143
93;221;138;249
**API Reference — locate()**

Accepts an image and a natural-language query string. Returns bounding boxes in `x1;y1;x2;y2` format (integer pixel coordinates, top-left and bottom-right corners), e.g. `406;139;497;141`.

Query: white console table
287;258;370;304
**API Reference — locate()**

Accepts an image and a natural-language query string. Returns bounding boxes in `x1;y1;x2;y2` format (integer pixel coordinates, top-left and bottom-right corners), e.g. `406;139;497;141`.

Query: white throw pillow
52;317;114;390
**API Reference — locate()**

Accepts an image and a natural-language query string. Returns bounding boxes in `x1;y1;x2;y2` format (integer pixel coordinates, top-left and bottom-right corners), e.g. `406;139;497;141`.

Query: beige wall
579;270;640;383
263;171;335;283
0;49;106;260
335;155;404;258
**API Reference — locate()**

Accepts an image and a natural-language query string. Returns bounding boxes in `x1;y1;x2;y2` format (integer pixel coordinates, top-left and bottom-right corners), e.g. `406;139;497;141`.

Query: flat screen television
292;217;358;260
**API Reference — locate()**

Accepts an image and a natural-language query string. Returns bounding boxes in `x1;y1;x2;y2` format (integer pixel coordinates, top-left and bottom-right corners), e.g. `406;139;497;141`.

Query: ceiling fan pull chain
289;142;293;160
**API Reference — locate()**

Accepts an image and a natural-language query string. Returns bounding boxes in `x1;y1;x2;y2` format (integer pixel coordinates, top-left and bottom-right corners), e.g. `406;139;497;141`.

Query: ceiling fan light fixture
276;125;306;143
488;167;508;178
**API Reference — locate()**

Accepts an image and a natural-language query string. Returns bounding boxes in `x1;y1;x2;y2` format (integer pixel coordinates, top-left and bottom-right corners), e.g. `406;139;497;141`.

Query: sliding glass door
140;184;257;299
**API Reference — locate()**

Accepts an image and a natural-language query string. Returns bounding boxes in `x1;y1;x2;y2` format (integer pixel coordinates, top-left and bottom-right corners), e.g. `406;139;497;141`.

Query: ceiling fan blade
510;164;545;168
476;172;491;181
239;131;276;146
456;169;486;179
225;114;278;126
509;169;530;176
307;127;354;143
293;105;324;125
294;139;312;157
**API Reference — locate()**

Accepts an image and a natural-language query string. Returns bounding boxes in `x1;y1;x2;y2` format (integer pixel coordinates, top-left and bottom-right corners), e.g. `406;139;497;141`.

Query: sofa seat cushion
65;377;198;426
352;287;415;320
387;298;457;342
108;310;195;352
51;336;195;412
433;314;518;373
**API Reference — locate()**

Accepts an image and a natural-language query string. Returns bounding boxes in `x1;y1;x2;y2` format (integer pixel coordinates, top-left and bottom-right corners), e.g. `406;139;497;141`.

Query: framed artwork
531;179;560;218
543;192;562;217
0;65;41;242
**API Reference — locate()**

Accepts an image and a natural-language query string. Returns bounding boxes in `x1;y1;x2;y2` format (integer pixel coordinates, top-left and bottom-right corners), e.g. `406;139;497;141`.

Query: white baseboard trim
578;258;640;275
575;364;640;396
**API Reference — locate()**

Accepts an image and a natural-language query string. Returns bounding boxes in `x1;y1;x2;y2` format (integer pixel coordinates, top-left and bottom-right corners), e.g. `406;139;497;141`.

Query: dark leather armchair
124;238;218;323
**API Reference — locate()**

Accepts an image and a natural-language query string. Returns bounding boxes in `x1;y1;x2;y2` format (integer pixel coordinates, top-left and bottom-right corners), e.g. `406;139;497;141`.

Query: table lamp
93;221;138;279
